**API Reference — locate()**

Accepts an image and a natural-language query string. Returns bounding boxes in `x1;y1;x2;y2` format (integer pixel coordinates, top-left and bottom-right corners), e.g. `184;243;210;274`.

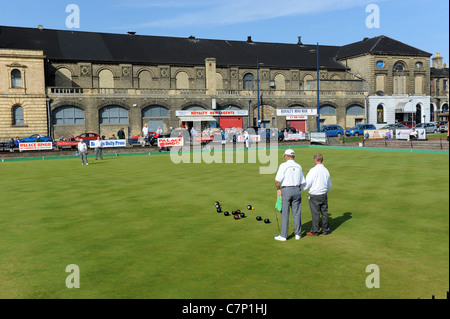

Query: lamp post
257;58;261;128
315;42;320;130
309;43;321;130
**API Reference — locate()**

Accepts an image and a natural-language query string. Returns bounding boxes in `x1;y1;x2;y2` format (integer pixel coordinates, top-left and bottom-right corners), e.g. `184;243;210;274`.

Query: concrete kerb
1;143;448;163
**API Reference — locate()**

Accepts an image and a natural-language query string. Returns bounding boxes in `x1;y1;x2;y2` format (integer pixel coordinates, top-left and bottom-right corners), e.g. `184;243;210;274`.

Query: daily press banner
89;140;127;148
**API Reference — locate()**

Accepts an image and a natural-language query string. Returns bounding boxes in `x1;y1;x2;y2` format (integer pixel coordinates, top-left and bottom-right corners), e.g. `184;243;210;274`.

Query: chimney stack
297;36;303;45
247;36;253;43
432;52;443;69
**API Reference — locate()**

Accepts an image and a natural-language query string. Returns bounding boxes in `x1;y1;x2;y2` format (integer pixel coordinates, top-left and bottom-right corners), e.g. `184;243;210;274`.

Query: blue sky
1;0;448;65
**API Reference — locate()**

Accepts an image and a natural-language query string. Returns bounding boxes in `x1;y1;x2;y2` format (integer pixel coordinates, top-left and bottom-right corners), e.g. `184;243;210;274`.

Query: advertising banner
89;139;127;148
19;142;53;151
237;135;261;142
395;129;426;140
284;133;306;141
56;141;79;147
158;137;184;147
364;129;390;139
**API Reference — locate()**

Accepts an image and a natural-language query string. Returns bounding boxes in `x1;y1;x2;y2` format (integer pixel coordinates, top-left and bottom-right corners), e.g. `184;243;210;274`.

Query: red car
75;133;105;141
399;121;416;129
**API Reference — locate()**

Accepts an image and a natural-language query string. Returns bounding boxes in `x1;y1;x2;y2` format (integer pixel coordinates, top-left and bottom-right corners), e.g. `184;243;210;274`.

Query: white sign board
277;109;317;116
19;142;53;151
395;129;426;140
284;133;306;141
310;132;327;143
89;139;127;148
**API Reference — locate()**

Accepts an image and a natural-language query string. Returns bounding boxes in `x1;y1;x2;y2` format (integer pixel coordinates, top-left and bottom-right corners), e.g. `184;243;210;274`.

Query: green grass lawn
0;147;448;299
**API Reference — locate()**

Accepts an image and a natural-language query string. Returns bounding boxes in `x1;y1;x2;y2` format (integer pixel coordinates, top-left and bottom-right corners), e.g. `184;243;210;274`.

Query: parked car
439;122;448;132
399;121;416;129
345;124;376;136
75;132;105;141
413;123;438;134
315;124;344;137
19;134;53;143
380;123;409;130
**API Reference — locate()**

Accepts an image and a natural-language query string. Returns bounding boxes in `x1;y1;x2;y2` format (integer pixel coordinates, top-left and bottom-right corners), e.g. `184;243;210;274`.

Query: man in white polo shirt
274;149;306;241
302;153;332;236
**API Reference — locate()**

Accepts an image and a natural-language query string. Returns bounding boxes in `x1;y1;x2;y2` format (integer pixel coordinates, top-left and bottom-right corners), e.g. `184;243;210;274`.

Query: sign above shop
277;109;317;116
176;110;248;117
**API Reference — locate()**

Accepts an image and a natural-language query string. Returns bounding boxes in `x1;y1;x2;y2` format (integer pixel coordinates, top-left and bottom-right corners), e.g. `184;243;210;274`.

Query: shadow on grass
295;212;352;238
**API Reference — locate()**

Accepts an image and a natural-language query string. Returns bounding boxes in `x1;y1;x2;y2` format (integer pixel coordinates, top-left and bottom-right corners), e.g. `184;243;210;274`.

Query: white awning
179;116;216;122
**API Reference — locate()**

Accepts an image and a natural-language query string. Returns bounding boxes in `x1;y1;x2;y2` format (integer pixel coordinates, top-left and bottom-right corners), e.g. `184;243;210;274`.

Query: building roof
0;25;347;70
336;35;432;60
431;67;449;78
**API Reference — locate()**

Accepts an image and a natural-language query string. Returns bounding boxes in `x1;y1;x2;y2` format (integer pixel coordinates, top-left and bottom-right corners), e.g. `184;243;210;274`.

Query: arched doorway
415;104;422;123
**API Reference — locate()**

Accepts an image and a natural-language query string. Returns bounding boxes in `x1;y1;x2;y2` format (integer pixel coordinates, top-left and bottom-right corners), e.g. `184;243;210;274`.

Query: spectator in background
9;138;15;152
117;128;125;140
156;126;163;137
142;124;149;140
138;134;146;147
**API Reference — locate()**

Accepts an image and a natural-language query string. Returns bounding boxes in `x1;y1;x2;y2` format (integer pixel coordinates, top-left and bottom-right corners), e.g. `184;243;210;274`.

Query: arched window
100;106;129;124
393;62;406;72
99;69;114;88
138;70;153;89
303;74;314;90
183;105;205;111
243;73;254;90
346;105;364;115
393;62;406;94
377;105;384;123
53;106;85;125
11;69;22;88
176;72;189;89
55;68;73;87
319;105;336;115
13;105;24;125
274;74;286;90
142;105;169;117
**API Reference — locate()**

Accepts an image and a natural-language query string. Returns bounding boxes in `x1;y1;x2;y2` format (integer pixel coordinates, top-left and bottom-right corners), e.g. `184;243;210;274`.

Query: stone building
0;25;439;141
430;52;449;121
0;48;48;140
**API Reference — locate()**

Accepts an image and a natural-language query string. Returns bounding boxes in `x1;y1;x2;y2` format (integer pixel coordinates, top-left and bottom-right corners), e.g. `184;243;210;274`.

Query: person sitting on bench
409;128;418;141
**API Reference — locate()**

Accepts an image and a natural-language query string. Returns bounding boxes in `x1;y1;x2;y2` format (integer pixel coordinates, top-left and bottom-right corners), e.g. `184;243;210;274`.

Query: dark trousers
281;187;302;238
308;194;330;235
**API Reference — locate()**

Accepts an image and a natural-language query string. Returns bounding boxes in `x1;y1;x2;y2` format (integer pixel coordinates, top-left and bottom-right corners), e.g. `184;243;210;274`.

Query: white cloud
127;0;379;29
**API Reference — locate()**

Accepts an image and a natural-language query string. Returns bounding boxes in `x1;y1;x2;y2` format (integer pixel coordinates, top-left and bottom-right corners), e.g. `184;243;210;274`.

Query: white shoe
295;235;301;240
86;163;89;165
274;235;286;241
